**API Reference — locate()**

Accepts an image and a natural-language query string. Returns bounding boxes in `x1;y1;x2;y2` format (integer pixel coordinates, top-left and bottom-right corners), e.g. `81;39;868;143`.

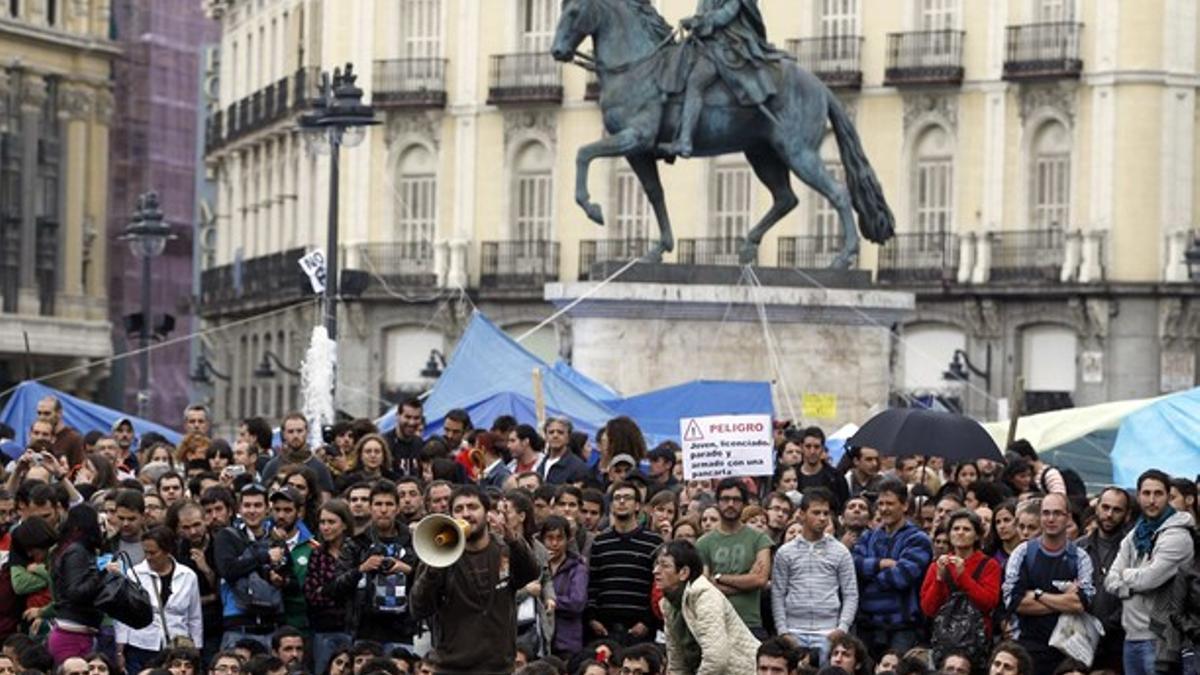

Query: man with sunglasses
790;426;849;510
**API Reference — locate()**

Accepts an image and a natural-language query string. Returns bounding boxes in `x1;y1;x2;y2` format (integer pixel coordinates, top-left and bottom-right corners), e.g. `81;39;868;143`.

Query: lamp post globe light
120;191;176;419
299;63;378;350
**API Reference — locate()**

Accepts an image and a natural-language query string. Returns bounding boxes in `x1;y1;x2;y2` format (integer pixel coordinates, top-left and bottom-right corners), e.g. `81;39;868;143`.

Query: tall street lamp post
298;63;377;346
121;191;175;419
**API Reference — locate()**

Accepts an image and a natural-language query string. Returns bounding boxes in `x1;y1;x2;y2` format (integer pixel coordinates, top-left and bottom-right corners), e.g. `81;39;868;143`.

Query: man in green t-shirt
695;477;774;638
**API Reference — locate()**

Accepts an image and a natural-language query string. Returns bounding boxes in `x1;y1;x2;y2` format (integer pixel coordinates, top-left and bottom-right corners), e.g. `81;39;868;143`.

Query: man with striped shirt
586;481;663;646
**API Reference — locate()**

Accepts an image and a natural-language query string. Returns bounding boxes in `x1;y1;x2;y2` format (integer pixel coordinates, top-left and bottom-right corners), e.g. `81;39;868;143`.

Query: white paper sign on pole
298;249;327;294
680;414;774;480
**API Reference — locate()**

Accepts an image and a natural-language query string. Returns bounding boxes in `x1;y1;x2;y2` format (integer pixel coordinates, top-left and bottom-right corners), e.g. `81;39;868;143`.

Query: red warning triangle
683;419;704;441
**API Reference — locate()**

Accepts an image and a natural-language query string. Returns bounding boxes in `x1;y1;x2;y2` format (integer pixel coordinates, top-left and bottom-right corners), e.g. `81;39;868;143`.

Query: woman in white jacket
115;526;203;675
657;540;760;674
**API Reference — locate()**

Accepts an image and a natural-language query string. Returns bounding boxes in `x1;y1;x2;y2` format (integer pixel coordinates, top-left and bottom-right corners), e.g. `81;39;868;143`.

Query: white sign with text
298;249;327;294
681;414;774;480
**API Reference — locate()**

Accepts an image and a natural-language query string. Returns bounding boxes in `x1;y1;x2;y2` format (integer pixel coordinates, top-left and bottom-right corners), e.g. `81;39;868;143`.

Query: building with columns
198;0;1200;429
0;1;117;398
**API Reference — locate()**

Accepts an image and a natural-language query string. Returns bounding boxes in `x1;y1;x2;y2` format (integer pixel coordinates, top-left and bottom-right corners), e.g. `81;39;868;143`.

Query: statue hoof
584;203;605;226
829;250;858;270
660;141;692;159
737;241;759;265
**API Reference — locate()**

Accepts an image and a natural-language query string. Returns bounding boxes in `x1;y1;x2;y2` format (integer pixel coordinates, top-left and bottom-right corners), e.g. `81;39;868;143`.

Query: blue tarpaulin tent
376;312;616;434
611;380;774;442
376;312;774;446
551;360;622;403
0;380;183;448
1111;386;1200;486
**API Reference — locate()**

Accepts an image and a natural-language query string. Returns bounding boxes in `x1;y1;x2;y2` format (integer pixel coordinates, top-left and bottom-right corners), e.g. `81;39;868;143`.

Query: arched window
1021;324;1077;411
384;326;444;390
900;323;965;391
513;141;553;242
912;125;953;240
1031;120;1070;231
396;144;437;247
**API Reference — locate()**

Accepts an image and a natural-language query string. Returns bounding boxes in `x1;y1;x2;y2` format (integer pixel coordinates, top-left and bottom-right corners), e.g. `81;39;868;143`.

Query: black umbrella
846;408;1003;463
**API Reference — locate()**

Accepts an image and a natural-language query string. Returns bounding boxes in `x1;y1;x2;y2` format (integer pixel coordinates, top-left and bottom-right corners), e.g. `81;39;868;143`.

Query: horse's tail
827;92;895;244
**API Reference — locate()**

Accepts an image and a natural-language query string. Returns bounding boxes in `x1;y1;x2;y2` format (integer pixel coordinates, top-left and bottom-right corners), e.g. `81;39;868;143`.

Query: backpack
931;560;990;670
1040;465;1087;499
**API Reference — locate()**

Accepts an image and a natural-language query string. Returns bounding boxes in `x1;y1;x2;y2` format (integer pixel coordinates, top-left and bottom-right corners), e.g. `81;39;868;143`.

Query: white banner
298;249;327;294
680;413;774;480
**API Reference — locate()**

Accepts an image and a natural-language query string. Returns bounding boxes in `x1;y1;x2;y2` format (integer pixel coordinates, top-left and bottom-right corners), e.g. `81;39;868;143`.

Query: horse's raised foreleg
575;129;652;226
785;146;860;270
625;153;673;262
740;147;799;265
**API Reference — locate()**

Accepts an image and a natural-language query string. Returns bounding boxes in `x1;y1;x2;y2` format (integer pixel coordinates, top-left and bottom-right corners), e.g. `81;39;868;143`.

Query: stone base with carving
545;266;916;428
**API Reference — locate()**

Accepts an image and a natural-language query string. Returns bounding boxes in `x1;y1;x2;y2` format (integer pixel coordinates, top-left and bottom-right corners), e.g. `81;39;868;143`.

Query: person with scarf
1106;469;1197;675
657;539;759;674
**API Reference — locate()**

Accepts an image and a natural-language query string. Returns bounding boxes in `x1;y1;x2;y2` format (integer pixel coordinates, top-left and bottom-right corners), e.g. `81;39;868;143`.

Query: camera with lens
368;543;396;573
321;424;336;446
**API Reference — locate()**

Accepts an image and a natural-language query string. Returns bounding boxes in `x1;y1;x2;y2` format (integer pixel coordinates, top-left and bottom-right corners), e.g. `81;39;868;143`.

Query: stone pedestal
545;264;915;427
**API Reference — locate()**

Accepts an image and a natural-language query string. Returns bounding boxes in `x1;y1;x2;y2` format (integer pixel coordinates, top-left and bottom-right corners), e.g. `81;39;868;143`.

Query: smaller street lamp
254;351;301;379
120;191;176;419
943;347;992;392
420;349;447;379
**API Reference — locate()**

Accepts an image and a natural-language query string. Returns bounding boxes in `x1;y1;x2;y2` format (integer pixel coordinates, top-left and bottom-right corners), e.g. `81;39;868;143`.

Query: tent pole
1005;376;1025;450
533;367;545;428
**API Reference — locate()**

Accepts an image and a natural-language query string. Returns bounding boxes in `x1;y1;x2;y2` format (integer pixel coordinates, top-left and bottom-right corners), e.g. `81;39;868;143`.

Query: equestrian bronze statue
551;0;894;268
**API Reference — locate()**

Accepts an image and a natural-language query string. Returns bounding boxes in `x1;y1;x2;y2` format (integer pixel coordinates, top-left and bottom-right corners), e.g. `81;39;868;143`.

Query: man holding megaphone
411;484;540;675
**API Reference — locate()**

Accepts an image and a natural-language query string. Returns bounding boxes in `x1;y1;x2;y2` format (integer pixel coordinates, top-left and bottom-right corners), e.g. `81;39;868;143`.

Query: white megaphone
413;514;469;568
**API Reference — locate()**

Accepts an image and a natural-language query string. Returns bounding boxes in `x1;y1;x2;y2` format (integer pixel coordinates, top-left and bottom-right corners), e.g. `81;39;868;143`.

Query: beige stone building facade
199;0;1200;427
0;1;117;395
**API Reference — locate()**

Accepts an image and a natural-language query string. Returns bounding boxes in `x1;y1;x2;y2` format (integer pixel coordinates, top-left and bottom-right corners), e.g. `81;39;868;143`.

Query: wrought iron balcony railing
786;36;864;89
356;241;437;289
876;231;959;283
989;228;1066;282
487;53;563;104
777;234;847;269
677;237;752;266
373;58;448;108
1003;22;1083;81
480;240;560;289
885;30;966;86
578;238;653;279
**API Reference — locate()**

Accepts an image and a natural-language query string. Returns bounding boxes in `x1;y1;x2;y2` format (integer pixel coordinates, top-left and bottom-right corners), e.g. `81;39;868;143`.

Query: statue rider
663;0;786;158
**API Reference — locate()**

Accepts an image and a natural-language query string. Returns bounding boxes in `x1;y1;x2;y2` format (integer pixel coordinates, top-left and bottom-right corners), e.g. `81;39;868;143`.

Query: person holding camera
333;480;418;654
213;484;290;650
265;488;314;632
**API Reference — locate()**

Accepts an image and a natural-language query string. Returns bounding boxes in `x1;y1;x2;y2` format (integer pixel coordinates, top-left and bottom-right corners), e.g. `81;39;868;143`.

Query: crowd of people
0;394;1196;675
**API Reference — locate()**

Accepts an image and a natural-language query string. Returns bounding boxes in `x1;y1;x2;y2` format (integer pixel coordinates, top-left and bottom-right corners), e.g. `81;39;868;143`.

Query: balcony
877;232;959;284
885;30;965;86
777;235;846;269
373;58;448;108
198;247;309;317
1003;23;1083;81
480;240;560;291
578;238;653;280
488;53;563;105
355;241;437;290
677;237;751;266
786;36;864;89
989;228;1065;282
206;67;318;154
584;72;600;101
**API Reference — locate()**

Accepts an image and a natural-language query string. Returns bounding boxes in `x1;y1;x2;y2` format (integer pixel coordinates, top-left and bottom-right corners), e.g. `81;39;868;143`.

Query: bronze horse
550;0;894;268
